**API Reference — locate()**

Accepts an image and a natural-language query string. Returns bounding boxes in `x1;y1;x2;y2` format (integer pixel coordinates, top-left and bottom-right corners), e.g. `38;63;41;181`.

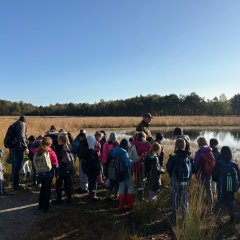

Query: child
0;150;6;196
33;137;58;212
210;138;220;200
194;137;216;212
117;139;134;210
154;132;165;174
55;133;74;204
83;135;101;201
105;141;120;200
215;146;240;225
167;139;193;220
95;131;104;184
145;142;162;201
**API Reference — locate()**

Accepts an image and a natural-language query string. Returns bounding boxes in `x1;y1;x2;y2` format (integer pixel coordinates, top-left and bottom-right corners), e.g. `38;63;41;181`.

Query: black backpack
218;160;239;193
174;155;192;182
4;122;18;148
61;150;75;170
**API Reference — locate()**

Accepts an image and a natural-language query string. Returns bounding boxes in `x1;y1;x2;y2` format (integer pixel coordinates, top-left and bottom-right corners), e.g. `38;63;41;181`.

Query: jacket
167;150;193;184
11;121;28;151
102;141;114;165
145;153;161;191
107;147;132;180
136;120;152;137
37;148;58;178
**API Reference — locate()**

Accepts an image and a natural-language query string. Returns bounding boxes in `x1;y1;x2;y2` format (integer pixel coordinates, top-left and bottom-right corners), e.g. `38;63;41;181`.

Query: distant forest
1;93;240;116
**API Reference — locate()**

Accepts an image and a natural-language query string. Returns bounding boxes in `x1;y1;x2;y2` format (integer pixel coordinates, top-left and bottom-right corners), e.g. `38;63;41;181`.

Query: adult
10;116;28;190
136;113;153;139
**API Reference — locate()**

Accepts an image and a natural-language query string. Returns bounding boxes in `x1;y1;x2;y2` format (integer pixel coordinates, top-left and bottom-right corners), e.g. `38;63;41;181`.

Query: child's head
137;131;147;142
95;131;104;142
37;137;52;155
175;138;186;151
0;150;4;158
28;135;36;144
197;137;208;148
220;146;232;162
150;142;162;155
79;129;87;140
210;138;218;147
120;139;129;151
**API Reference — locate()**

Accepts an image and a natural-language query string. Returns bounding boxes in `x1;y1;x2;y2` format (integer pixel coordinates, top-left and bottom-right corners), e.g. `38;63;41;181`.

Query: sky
0;0;240;106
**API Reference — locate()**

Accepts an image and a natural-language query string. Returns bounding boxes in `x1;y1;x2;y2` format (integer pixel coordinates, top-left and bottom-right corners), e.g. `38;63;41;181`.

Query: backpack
135;152;147;175
174;155;192;182
71;135;81;155
200;151;216;176
128;145;139;163
33;152;52;173
107;153;125;182
61;151;75;170
218;160;239;193
4;122;18;148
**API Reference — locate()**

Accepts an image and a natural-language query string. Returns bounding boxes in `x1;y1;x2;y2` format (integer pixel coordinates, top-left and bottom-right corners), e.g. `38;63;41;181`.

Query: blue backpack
218;160;239;193
71;135;81;155
174;155;192;182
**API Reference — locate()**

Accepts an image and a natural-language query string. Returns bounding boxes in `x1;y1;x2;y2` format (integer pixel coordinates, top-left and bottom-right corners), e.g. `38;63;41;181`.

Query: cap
144;113;153;119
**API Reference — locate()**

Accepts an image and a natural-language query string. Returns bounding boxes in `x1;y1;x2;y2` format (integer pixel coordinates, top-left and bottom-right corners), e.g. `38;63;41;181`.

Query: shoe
51;199;62;204
75;188;88;194
160;167;165;174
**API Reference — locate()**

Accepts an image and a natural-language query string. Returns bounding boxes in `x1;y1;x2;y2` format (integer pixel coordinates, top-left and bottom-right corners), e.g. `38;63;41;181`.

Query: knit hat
119;139;129;151
19;115;27;123
155;132;164;141
87;135;96;150
109;132;117;142
173;127;183;136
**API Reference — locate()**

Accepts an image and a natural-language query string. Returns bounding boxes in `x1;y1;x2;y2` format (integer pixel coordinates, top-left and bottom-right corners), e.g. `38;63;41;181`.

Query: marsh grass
173;183;218;240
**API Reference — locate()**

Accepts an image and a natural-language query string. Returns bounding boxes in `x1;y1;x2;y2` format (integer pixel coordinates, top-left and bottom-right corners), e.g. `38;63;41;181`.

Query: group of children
0;125;239;224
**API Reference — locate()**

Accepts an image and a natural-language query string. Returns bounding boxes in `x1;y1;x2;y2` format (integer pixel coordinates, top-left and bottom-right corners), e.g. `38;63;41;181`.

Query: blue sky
0;0;239;106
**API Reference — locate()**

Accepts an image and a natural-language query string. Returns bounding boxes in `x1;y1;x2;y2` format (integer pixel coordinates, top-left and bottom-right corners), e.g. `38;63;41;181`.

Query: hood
199;146;212;153
87;135;96;150
175;150;190;158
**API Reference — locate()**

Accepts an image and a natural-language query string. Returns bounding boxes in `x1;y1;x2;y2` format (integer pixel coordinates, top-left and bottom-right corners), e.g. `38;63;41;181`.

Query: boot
91;191;100;201
118;194;125;210
126;194;134;210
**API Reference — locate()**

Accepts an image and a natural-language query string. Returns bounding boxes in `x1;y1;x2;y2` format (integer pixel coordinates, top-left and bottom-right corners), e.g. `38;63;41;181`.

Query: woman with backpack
33;137;58;212
167;138;193;221
214;146;240;225
145;142;162;201
54;133;74;204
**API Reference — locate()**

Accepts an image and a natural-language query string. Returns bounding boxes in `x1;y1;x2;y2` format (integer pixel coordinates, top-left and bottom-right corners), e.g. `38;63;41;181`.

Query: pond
118;127;240;161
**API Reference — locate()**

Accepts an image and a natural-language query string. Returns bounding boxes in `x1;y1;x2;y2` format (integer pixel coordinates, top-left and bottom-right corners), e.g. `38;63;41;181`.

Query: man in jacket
10;115;28;190
136;113;153;139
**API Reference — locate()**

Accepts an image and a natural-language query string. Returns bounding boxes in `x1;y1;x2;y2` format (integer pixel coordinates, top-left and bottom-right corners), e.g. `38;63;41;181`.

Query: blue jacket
211;146;220;162
108;147;132;180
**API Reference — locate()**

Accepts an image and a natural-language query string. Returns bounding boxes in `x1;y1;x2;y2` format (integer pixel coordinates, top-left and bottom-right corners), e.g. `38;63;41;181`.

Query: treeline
0;93;240;116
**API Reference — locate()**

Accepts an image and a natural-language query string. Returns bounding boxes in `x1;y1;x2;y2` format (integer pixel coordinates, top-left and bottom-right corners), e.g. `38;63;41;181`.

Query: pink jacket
102;142;113;165
32;147;58;167
48;148;58;167
131;140;151;157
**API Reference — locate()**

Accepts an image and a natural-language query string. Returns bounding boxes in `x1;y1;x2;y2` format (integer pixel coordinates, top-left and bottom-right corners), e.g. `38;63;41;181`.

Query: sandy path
0;189;44;240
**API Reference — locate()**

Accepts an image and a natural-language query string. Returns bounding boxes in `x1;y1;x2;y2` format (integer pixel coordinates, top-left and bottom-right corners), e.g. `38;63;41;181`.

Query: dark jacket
83;149;101;177
55;145;73;176
136;120;152;137
11;121;28;151
213;159;240;185
78;139;89;160
167;150;194;184
145;153;161;191
211;146;220;162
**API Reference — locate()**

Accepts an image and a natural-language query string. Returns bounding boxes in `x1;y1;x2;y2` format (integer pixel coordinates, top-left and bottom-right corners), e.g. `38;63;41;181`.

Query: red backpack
200;151;216;177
